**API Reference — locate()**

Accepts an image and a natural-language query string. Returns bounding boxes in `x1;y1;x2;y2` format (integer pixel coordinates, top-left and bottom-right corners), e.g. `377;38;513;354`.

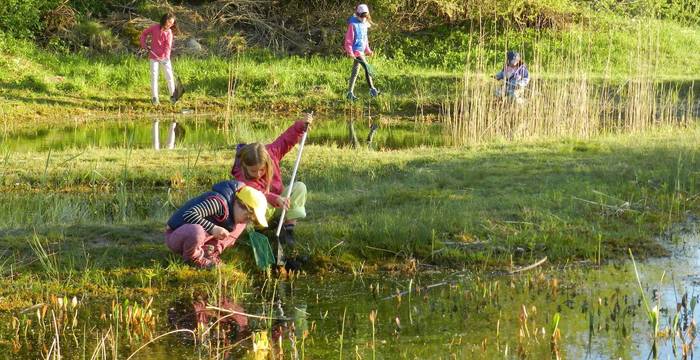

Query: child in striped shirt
165;181;268;269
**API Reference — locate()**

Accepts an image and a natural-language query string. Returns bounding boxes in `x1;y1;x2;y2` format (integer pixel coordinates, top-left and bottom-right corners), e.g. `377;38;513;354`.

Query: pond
1;79;699;359
1;221;698;359
0;113;445;153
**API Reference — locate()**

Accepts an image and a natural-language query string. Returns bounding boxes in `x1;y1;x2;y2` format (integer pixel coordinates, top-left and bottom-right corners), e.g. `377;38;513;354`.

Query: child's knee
292;181;307;194
180;224;208;239
166;224;208;252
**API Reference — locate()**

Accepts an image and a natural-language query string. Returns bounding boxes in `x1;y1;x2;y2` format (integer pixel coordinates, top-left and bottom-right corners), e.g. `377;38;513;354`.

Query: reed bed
442;23;697;146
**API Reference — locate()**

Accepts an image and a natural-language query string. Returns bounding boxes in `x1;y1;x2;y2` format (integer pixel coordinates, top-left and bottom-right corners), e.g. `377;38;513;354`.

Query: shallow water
2;223;699;359
0;113;444;152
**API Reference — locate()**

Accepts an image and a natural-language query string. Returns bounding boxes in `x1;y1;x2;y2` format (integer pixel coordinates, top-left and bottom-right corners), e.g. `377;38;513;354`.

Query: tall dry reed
442;23;695;146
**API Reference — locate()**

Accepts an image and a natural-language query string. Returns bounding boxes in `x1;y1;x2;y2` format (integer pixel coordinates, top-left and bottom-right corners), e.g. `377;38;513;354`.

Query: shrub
0;0;60;38
72;19;123;53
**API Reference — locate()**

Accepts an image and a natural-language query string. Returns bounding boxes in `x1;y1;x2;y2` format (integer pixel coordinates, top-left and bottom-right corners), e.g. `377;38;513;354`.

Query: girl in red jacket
230;114;313;245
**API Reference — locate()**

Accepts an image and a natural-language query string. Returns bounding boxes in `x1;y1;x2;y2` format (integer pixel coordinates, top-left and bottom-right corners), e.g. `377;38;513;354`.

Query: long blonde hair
236;143;273;192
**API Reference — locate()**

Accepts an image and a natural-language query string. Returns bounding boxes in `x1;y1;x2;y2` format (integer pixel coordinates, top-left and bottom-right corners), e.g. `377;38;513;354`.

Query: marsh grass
1;126;698;279
629;249;662;356
28;233;60;280
443;22;697;146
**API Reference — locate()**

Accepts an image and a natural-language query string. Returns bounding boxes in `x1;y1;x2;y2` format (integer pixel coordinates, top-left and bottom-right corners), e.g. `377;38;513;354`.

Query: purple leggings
164;223;245;261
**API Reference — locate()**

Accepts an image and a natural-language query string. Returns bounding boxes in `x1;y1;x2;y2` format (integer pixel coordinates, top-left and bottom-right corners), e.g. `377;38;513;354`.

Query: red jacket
231;121;306;206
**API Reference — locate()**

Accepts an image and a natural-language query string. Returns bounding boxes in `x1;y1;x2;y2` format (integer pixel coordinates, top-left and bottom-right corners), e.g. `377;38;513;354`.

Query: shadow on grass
1;224;168;272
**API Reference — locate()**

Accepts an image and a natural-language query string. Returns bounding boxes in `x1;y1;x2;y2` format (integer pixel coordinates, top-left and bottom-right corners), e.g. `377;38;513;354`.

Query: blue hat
507;51;520;63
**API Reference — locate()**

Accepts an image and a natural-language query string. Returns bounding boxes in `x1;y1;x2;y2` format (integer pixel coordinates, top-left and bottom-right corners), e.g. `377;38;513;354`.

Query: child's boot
280;224;296;247
369;88;380;97
152;97;160;106
346;92;358;101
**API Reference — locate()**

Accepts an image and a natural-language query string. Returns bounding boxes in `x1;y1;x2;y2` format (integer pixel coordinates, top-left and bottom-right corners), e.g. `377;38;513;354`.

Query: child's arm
344;25;356;57
365;40;373;56
164;30;173;60
139;25;152;50
518;66;530;86
182;196;227;234
495;70;504;80
267;120;307;160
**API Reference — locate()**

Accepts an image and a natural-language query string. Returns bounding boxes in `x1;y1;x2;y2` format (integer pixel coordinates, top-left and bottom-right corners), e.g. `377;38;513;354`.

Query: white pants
150;59;175;100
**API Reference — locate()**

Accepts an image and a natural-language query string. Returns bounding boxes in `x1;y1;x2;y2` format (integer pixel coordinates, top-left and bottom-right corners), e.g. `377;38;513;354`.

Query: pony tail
264;156;273;193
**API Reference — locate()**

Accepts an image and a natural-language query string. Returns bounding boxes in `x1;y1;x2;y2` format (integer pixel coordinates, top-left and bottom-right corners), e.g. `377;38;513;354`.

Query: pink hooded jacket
344;15;372;58
230;121;307;206
139;24;173;61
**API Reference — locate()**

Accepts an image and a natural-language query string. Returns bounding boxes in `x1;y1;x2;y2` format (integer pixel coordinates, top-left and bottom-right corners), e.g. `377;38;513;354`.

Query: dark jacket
167;180;241;231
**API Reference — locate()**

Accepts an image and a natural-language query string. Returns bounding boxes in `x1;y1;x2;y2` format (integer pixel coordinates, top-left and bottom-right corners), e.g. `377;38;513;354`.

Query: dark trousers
348;57;375;94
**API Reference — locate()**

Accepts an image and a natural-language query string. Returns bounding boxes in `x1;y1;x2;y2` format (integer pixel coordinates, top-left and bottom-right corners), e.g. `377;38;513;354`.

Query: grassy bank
1;126;698;278
2;15;700;127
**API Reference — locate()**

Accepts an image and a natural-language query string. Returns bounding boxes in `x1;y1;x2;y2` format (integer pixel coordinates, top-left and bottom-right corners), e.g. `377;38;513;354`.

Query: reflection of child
230;114;312;246
165;181;268;269
495;51;530;104
344;4;380;101
139;13;177;105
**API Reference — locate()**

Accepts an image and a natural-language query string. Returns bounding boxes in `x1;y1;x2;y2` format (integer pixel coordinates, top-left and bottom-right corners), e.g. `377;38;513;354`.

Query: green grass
1;15;699;128
1;126;698;281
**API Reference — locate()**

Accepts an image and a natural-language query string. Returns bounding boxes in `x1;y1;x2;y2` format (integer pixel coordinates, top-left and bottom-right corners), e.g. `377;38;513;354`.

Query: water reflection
166;292;309;359
168;294;250;348
151;120;179;150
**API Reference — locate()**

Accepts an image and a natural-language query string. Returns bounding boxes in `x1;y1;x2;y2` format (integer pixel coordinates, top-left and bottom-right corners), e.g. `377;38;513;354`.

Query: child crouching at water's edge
165;181;268;269
231;113;313;247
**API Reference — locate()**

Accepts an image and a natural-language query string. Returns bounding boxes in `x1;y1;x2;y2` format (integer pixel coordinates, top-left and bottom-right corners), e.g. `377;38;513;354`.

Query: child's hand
211;226;230;239
303;113;313;127
273;196;290;210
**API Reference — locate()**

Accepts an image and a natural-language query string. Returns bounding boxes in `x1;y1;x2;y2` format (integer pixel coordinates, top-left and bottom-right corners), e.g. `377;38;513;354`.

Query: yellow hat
236;186;268;228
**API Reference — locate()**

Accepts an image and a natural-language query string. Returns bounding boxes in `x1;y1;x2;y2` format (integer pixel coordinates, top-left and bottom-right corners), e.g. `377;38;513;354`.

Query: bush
72;19;123;53
582;0;700;25
0;0;60;38
68;0;147;16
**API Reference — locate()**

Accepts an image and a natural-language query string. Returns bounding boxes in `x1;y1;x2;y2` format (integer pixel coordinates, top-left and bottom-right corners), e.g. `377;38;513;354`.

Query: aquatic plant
550;312;561;360
629;249;661;354
369;309;377;360
28;233;59;280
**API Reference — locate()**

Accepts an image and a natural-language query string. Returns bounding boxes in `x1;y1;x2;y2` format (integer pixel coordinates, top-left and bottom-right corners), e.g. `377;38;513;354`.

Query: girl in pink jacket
230;114;313;246
140;13;177;105
344;4;380;101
